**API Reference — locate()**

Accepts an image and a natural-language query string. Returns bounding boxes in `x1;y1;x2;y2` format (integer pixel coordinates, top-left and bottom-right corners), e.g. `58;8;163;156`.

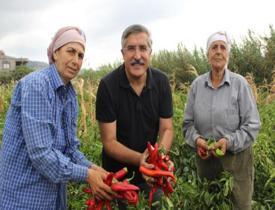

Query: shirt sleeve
21;79;88;183
224;82;261;153
183;81;201;148
67;140;92;168
96;79;116;122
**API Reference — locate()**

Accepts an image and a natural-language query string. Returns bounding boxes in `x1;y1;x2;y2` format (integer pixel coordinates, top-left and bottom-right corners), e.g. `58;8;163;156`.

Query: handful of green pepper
197;140;225;160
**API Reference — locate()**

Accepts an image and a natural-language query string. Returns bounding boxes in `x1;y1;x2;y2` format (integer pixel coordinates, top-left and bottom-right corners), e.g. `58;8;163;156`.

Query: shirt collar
49;64;76;96
119;64;155;90
205;68;231;88
223;68;231;85
50;64;65;90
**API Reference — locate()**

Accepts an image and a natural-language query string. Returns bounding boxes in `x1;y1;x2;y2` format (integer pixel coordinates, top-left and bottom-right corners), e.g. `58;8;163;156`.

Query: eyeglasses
123;45;151;54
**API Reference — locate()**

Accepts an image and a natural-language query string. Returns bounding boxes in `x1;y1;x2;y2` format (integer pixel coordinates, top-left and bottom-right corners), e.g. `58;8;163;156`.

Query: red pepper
163;181;174;195
143;142;176;207
105;201;112;210
139;166;175;180
104;172;114;186
83;187;93;194
111;182;140;191
157;177;163;185
151;143;159;162
148;186;157;207
123;191;138;205
86;198;96;207
87;205;95;210
147;142;159;163
147;142;155;154
122;179;129;184
157;160;169;171
113;167;128;180
95;201;104;210
197;146;210;159
84;167;140;209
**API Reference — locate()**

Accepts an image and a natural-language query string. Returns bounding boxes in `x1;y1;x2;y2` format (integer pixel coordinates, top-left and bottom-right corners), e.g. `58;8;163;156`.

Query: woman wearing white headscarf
0;26;114;209
183;31;261;210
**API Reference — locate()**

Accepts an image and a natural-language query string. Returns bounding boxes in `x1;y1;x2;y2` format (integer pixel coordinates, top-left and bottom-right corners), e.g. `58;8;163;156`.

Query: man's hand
139;149;156;185
139;149;155;169
167;159;174;172
86;168;115;201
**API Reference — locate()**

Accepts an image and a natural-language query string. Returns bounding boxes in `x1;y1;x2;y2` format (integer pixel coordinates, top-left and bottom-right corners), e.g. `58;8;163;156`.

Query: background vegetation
0;27;274;209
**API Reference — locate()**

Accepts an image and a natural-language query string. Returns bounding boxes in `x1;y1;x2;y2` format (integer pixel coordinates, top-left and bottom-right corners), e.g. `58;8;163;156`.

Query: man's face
53;42;84;84
121;32;152;80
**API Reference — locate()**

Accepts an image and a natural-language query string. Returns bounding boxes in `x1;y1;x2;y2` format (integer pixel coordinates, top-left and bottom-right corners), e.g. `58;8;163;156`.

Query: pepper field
1;78;274;210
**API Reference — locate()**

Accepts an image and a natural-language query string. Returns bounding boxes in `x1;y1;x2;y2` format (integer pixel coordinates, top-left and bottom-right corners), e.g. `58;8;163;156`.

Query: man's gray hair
121;24;152;49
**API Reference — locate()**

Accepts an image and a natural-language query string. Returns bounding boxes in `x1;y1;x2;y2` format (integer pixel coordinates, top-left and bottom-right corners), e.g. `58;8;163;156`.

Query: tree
229;30;266;84
263;25;275;82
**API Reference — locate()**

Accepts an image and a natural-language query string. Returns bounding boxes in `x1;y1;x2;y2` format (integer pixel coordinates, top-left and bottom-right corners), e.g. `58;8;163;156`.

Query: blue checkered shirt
0;64;92;209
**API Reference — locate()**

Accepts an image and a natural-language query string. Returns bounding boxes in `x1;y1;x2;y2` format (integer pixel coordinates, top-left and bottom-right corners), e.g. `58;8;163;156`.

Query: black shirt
96;64;173;184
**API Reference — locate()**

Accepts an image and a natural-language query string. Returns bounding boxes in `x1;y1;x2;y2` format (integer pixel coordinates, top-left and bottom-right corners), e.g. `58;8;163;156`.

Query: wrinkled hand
213;138;227;156
90;164;108;173
196;137;210;159
86;168;115;201
196;137;208;150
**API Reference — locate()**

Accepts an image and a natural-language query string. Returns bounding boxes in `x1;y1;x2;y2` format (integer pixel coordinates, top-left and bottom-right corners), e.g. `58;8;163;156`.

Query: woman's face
207;40;229;71
53;42;84;84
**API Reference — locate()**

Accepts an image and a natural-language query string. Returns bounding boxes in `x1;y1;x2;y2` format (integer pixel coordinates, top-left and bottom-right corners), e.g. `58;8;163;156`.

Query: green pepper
215;148;224;157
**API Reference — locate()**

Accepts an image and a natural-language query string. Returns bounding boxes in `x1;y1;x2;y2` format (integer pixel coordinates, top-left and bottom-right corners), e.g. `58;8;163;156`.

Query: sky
0;0;274;70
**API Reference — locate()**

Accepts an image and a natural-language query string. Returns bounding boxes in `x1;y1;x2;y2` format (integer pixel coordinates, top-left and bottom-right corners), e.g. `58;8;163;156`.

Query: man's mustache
130;59;145;66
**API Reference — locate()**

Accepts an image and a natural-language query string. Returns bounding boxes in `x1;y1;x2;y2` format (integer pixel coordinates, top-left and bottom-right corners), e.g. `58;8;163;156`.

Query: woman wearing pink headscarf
183;31;261;210
0;26;114;209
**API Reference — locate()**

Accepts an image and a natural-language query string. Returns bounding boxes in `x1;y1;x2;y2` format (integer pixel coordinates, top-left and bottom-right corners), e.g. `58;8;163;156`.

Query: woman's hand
196;137;211;159
214;138;228;155
86;168;115;201
196;137;208;150
90;164;108;173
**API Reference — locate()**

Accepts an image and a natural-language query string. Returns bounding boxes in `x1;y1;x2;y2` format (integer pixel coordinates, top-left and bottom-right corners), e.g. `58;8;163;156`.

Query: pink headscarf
47;26;86;64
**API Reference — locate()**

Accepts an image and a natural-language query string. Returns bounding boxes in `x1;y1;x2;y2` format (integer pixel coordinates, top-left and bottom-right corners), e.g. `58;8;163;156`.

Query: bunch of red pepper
139;142;176;207
83;167;139;210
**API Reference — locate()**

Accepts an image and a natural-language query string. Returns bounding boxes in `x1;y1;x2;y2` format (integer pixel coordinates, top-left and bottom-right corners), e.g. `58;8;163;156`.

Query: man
96;24;174;208
0;26;113;210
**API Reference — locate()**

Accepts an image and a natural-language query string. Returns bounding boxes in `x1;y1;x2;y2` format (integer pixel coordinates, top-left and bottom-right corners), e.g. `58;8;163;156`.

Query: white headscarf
206;31;231;54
